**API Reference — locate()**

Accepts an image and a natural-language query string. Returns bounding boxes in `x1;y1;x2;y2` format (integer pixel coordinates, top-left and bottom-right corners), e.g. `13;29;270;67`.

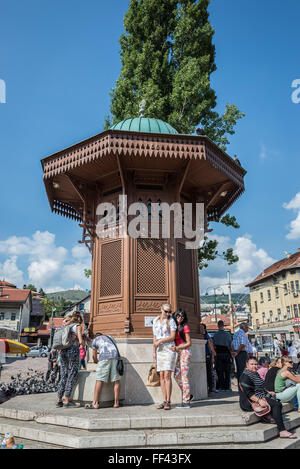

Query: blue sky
0;0;299;294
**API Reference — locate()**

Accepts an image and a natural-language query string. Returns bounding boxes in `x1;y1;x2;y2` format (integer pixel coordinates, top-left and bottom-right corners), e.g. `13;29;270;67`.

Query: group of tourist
239;356;299;439
54;311;123;410
51;307;300;439
153;304;192;410
54;303;194;411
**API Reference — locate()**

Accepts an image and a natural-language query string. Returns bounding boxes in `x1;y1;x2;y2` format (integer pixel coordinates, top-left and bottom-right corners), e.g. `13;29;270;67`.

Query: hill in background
200;293;250;305
47;290;90;303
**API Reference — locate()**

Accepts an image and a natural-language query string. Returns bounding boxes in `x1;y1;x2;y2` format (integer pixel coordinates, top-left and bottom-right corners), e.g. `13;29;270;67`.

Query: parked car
27;346;48;358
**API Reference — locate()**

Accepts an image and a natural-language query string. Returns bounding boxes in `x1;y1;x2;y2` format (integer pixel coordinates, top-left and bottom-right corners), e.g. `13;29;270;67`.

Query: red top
175;325;191;346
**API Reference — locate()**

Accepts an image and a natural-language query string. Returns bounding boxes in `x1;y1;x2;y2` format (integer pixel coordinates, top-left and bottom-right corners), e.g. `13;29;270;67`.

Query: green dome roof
110;117;178;135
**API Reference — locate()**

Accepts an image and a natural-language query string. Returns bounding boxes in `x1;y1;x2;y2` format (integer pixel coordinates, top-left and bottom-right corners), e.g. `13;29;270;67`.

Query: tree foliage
107;0;244;151
23;284;37;292
107;0;243;270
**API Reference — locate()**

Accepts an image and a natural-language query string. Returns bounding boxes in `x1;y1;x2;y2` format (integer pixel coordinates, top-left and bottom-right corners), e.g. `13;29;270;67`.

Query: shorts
96;358;121;383
157;348;177;372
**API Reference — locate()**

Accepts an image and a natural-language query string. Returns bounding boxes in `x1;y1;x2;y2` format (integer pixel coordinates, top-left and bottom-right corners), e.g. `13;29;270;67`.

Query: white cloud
71;245;90;259
259;143;267;161
0;256;24;287
283;193;300;211
199;234;275;295
0;231;91;292
71;284;84;291
283;192;300;240
44;286;65;294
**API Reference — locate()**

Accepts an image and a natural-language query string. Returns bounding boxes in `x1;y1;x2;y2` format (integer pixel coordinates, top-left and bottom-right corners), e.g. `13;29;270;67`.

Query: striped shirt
232;328;253;354
242;370;266;399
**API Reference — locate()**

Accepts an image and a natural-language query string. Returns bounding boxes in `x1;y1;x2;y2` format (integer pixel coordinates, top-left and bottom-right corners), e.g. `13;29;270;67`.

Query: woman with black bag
239;357;297;439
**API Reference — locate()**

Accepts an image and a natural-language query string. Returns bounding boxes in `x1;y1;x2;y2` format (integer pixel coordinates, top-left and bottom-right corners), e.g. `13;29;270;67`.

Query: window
275;287;279;298
284;284;288;295
270;311;273;322
254;301;258;313
291;281;295;293
267;290;271;301
278;309;281;321
260;292;264;303
0;313;4;320
287;306;291;319
11;313;16;321
294;305;298;319
262;312;265;324
296;280;299;292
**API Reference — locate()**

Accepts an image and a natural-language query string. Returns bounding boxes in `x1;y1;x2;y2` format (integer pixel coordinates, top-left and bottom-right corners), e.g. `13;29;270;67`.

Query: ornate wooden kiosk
42;116;246;403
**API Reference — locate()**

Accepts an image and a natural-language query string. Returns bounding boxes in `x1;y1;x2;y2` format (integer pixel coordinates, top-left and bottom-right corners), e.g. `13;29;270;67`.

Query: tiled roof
0;281;16;288
0;287;30;303
201;314;232;331
246;250;300;287
38;318;64;335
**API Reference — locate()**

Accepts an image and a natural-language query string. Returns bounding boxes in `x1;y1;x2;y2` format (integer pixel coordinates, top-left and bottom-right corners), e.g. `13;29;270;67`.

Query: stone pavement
0;390;300;449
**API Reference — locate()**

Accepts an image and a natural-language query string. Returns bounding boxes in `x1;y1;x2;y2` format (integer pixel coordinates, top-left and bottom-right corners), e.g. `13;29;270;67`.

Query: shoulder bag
103;335;124;376
239;383;271;417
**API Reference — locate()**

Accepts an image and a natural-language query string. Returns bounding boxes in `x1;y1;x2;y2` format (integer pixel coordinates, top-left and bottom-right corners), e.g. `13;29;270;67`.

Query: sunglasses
163;310;172;314
177;314;184;318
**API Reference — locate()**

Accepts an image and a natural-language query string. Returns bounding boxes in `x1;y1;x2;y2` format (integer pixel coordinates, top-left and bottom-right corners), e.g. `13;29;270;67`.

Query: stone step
0;393;294;431
0;412;299;449
144;426;300;449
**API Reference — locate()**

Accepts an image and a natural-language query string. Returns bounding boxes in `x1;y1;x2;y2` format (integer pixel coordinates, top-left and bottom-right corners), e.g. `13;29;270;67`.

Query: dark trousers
267;397;285;432
206;355;213;392
235;351;248;382
57;346;79;399
240;394;285;432
80;358;86;369
216;352;231;390
46;362;60;382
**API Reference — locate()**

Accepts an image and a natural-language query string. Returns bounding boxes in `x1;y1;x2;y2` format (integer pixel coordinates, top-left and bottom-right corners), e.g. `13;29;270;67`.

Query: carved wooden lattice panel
136;239;167;294
99;240;122;297
178;242;194;298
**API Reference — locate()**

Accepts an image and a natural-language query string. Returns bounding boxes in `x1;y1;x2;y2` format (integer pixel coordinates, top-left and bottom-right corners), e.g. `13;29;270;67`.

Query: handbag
239;383;271;417
146;363;160;387
103;335;124;376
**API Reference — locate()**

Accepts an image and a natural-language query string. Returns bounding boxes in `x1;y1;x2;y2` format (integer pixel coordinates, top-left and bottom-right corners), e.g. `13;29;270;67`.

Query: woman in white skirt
153;303;177;410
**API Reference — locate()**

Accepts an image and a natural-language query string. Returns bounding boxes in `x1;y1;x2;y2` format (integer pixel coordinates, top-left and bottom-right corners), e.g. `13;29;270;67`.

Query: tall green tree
107;0;243;268
23;284;37;292
107;0;244;151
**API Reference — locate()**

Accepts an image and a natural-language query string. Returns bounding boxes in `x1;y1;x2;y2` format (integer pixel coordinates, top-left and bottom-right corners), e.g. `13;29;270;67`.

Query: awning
249;329;292;335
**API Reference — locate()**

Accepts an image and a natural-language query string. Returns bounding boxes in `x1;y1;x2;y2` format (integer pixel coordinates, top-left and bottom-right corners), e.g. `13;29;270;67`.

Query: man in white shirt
274;338;281;357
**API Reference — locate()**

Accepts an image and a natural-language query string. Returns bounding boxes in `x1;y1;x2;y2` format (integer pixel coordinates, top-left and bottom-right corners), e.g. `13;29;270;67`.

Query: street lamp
205;286;225;323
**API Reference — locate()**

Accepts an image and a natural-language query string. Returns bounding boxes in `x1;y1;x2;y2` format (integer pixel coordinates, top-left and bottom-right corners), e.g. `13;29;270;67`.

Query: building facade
246;250;300;335
0;283;32;340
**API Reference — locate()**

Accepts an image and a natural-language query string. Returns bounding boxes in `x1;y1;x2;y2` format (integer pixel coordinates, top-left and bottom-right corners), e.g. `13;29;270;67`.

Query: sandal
279;431;297;439
85;402;100;410
63;401;78;408
157;402;166;410
56;401;63;408
164;401;171;410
